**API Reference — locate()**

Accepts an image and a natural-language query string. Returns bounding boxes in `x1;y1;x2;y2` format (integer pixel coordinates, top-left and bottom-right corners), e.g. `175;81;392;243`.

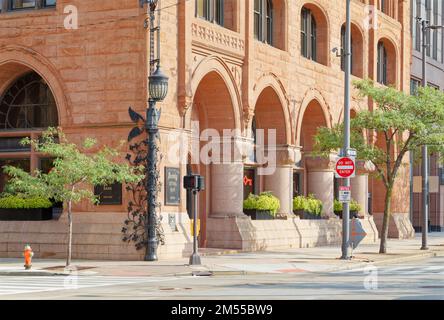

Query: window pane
44;0;56;6
215;0;224;26
0;72;58;130
196;0;205;18
11;0;36;9
0;159;31;193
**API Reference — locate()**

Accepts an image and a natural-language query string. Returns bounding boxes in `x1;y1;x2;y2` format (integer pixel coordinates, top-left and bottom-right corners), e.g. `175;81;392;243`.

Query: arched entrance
299;99;334;215
252;86;292;214
190;70;242;248
0;70;59;192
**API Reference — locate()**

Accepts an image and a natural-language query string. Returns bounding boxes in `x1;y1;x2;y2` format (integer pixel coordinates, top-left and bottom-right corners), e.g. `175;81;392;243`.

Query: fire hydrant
23;244;34;270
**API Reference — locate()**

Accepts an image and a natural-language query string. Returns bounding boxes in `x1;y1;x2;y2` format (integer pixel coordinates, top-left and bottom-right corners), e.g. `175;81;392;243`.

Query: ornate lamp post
141;0;169;261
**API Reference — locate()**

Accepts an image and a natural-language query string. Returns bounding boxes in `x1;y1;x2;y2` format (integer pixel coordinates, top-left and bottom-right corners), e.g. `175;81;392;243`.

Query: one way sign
350;218;367;250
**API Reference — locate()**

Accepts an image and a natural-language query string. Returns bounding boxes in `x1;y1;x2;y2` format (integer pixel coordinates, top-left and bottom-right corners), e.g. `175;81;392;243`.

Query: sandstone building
0;0;414;260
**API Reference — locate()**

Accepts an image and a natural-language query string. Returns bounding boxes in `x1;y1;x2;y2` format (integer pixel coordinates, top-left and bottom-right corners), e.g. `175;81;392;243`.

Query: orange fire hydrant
23;244;34;270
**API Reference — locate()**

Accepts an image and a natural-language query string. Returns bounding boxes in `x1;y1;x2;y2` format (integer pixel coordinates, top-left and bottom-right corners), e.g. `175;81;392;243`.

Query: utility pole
341;0;352;260
421;19;429;251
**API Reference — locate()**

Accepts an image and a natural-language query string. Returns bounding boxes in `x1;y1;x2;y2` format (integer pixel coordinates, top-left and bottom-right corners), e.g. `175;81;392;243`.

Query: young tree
315;79;444;253
2;128;143;266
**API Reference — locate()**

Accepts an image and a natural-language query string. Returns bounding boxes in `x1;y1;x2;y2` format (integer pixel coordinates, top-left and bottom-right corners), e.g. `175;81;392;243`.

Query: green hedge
334;199;362;212
0;196;53;209
293;194;323;216
243;192;280;216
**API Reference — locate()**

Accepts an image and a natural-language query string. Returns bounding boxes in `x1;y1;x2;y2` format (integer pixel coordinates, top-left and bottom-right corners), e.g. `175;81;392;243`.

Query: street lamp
340;0;352;260
142;0;168;261
418;18;444;251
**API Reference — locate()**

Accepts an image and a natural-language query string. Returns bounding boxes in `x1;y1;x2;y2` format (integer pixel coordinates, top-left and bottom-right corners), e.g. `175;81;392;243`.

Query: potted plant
293;194;323;219
334;199;361;219
304;194;323;220
0;195;53;221
293;195;306;217
243;192;280;220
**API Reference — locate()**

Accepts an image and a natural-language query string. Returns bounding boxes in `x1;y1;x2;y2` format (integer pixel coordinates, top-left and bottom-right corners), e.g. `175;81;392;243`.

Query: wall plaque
94;183;122;205
165;167;180;206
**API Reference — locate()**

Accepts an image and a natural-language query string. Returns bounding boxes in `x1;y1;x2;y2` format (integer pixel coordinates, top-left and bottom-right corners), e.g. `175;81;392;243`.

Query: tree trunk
379;186;393;254
66;200;73;267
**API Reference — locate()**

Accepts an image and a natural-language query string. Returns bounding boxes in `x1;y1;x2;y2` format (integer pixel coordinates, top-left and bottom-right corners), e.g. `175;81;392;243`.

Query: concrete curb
0;251;440;277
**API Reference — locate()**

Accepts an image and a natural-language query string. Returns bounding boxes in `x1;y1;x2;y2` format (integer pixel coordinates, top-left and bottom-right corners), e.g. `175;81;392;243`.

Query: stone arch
252;74;291;145
376;35;399;87
300;1;331;66
187;56;242;132
0;45;70;127
340;21;365;78
296;89;332;147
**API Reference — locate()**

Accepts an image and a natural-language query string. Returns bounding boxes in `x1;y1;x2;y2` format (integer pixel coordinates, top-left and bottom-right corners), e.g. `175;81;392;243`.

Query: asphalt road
0;256;443;300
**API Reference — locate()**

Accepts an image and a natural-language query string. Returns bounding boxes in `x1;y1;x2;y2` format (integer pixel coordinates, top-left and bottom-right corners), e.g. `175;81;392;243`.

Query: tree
2;128;143;266
314;79;444;253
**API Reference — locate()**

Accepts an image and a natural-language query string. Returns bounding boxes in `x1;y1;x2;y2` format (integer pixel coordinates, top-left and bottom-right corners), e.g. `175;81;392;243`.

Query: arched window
377;42;388;85
341;25;353;72
254;0;279;47
340;23;364;78
0;71;59;192
0;72;58;130
301;7;317;61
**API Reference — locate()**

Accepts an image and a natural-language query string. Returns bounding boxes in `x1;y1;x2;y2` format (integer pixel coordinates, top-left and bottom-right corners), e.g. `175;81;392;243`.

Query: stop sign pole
341;0;352;260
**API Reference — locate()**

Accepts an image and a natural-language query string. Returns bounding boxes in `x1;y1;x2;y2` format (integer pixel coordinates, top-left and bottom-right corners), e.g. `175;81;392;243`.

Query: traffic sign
350;218;367;249
339;186;351;203
335;157;356;178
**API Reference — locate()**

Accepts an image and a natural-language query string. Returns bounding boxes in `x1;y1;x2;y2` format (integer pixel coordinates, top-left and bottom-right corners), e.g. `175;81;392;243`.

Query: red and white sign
335;157;355;178
339;186;352;202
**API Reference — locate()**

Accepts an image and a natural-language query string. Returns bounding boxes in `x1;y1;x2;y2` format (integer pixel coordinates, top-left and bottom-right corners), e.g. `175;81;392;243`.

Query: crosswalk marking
0;276;184;296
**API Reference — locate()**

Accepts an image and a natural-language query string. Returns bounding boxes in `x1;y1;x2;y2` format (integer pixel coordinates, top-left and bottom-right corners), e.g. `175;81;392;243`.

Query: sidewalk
1;233;443;277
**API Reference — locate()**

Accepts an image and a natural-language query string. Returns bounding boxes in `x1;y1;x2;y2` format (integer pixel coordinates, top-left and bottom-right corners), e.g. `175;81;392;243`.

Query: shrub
293;196;307;211
0;196;52;209
243;192;281;216
350;200;362;212
293;194;323;216
334;199;362;213
334;199;343;212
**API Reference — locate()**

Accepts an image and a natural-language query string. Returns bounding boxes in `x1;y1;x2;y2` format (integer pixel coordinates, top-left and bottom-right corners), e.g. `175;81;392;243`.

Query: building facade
410;0;444;232
0;0;414;260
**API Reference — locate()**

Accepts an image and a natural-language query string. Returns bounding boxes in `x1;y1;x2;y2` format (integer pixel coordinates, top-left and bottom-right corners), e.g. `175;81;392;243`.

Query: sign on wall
165;167;181;206
94;183;122;205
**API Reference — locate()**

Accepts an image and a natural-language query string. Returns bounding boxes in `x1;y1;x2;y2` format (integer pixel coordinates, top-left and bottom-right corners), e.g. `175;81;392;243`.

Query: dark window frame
301;7;317;62
1;0;56;12
195;0;224;27
254;0;274;46
377;41;388;85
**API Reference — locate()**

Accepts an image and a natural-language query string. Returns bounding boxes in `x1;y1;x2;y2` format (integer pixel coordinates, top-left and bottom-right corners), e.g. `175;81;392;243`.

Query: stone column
264;146;300;215
352;160;376;216
305;154;336;217
210;162;244;217
264;166;293;215
351;175;368;216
